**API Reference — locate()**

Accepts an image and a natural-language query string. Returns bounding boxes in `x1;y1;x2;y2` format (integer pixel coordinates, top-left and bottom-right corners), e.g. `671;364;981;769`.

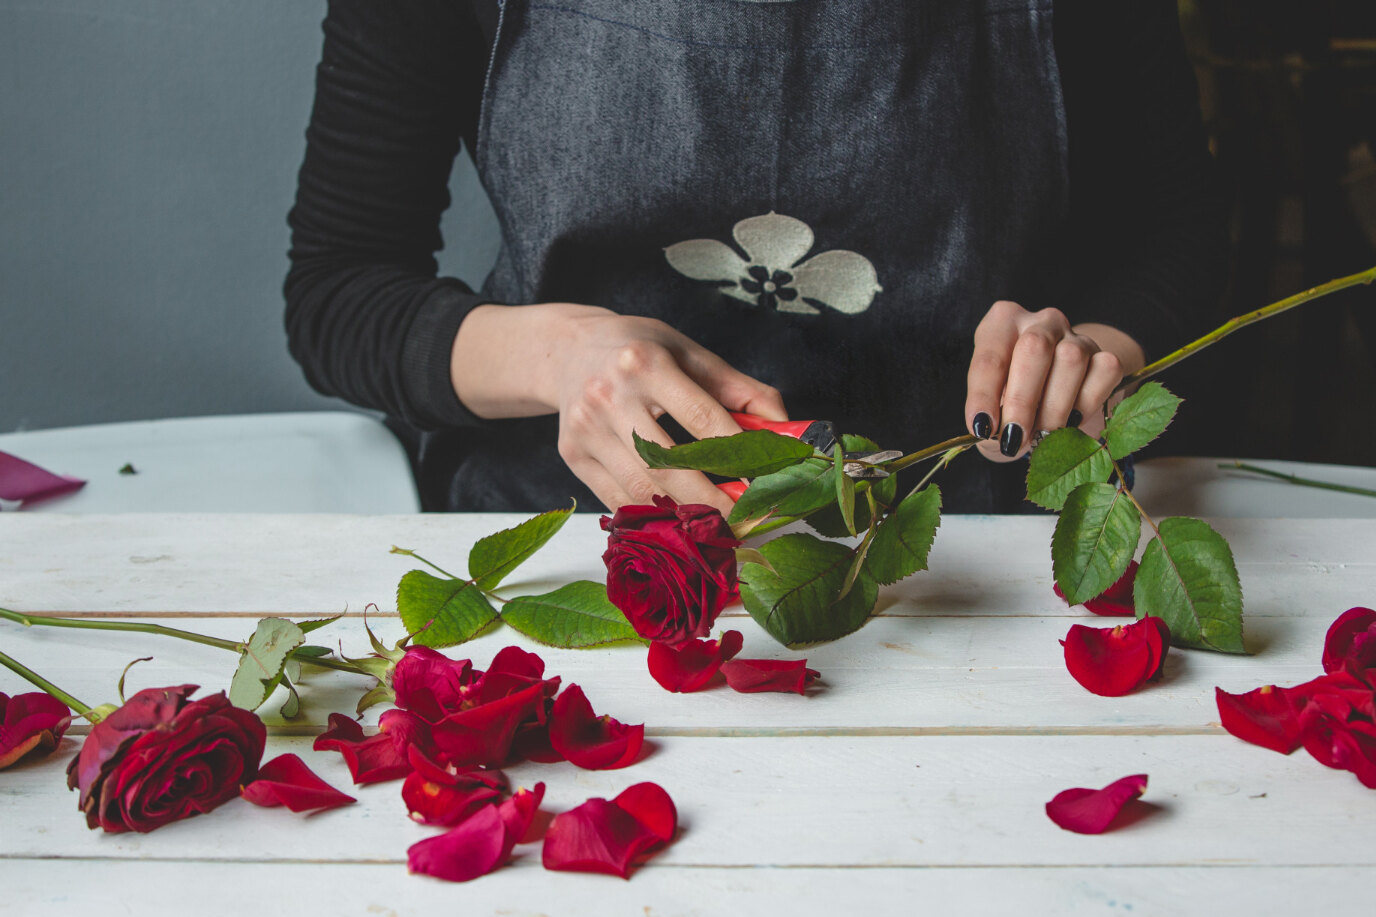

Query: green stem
913;444;971;494
1116;264;1376;393
882;433;979;476
1111;459;1162;542
389;546;462;580
0;647;92;716
0;607;374;677
1221;461;1376;499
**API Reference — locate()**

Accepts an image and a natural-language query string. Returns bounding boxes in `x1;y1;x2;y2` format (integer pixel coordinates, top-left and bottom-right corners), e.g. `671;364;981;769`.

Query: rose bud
67;684;265;833
602;495;741;645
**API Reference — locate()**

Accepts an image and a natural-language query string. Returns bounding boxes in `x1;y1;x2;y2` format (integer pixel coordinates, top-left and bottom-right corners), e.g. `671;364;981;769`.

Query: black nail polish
999;422;1023;457
972;412;993;439
1067;409;1083;429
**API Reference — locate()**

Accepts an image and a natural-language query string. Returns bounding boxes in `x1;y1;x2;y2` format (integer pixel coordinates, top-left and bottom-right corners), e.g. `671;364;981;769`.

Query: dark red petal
392;647;474;721
612;782;677;843
1291;670;1376;719
720;658;819;695
498;782;547;854
313;713;412;785
1297;700;1376;787
0;450;85;504
548;684;644;770
1045;774;1149;834
542;798;662;879
647;630;745;693
511;721;564;764
1322;607;1376;675
1142;616;1173;680
240;753;356;813
1054;561;1138;616
473;646;548;705
408;803;509;883
1216;685;1303;754
429;680;547;769
1061;621;1157;697
401;746;508;826
0;691;71;770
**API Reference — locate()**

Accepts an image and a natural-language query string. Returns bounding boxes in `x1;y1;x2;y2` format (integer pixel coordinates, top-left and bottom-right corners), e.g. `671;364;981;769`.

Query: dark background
2;1;1373;467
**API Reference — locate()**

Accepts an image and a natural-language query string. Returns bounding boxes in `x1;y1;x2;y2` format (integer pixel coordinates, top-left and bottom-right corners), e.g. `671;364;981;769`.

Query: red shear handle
716;480;749;502
730;412;814;439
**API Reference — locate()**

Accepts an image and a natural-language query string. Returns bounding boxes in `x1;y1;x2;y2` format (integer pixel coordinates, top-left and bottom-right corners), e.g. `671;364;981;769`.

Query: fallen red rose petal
0;691;71;770
1322;606;1376;676
548;684;644;770
1045;774;1149;834
511;720;564;764
1216;685;1303;754
720;658;819;695
313;712;416;785
1291;670;1376;719
392;646;476;721
473;646;549;705
402;746;508;827
240;753;356;813
497;782;547;852
1054;561;1138;616
647;630;745;693
542;783;677;879
408;802;509;882
0;451;85;505
429;679;552;769
1061;617;1169;697
1298;700;1376;789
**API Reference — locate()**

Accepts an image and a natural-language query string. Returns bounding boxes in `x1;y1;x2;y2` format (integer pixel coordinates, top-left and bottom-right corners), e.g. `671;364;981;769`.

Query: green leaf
1051;483;1141;605
468;502;575;591
292;645;334;659
634;429;815;477
1025;428;1114;511
1103;381;1183;460
727;457;837;525
356;683;395;716
865;485;943;586
283;659;302;684
807;436;897;537
295;614;343;635
738;534;879;646
396;570;499;648
229;617;307;711
279;677;301;719
833;441;856;535
1134;517;1245;654
501;581;644;648
734;546;775;574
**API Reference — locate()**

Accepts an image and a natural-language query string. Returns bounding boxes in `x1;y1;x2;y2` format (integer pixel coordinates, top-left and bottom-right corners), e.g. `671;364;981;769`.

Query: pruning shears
717;413;902;500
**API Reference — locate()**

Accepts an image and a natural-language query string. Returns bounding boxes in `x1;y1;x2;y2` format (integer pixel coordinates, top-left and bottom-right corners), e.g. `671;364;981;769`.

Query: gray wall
0;0;500;433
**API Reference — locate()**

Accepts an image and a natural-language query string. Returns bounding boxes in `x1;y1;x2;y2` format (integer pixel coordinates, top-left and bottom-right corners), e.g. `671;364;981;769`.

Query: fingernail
1067;409;1083;429
999;423;1023;457
972;412;993;439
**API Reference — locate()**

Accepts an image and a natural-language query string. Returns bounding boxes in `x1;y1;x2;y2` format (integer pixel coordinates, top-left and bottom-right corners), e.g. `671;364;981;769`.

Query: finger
1033;336;1095;432
1075;350;1125;439
966;301;1023;441
573;460;637;514
673;343;788;422
620;415;737;515
645;360;756;443
996;326;1060;459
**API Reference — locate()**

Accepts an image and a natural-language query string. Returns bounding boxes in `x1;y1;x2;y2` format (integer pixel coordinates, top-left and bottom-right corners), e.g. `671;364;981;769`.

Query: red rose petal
429;679;551;769
497;782;547;853
1061;618;1166;697
1054;561;1139;616
402;746;509;827
392;647;475;721
0;691;71;770
240;753;356;813
647;630;745;693
1322;606;1376;675
542;784;677;879
0;450;85;505
511;720;564;764
1216;685;1304;754
313;713;414;785
548;684;644;770
1045;774;1149;834
720;658;819;695
1291;670;1376;719
408;803;509;883
1298;701;1376;788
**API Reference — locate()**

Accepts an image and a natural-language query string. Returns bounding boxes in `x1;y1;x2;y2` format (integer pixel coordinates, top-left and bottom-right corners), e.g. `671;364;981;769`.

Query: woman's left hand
964;301;1146;462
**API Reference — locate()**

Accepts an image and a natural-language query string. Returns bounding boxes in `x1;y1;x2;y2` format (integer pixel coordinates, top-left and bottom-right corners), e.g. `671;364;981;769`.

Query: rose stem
0;646;93;716
880;264;1376;477
1220;461;1376;498
0;607;373;677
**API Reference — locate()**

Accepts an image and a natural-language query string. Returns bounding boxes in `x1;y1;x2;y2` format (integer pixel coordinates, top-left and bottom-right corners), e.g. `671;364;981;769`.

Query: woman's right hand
450;303;788;514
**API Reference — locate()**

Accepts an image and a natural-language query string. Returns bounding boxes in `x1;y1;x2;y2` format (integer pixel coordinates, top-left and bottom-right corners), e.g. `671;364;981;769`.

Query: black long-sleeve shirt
286;0;1227;444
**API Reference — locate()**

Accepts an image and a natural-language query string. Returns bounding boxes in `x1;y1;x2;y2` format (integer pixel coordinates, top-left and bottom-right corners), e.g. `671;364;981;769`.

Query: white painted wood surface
1;513;1373;915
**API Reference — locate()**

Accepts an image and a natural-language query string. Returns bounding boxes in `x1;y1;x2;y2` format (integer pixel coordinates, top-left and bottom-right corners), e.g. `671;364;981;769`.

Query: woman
286;0;1226;513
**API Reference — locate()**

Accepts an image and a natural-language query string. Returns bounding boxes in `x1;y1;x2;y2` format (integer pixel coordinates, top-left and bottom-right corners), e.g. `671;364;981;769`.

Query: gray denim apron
419;0;1068;512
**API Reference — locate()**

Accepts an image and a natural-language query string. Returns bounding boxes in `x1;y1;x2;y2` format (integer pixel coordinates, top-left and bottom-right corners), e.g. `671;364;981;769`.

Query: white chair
0;413;420;513
1132;456;1376;518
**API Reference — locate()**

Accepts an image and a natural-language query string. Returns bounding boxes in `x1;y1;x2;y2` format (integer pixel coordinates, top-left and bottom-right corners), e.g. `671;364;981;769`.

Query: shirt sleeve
284;0;492;430
1055;0;1230;363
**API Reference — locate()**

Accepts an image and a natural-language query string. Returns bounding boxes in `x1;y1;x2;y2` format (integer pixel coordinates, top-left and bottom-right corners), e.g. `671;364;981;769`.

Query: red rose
601;495;741;644
67;684;265;833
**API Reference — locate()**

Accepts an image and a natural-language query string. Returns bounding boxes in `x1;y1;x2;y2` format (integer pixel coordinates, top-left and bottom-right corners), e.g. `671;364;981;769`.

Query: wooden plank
1;515;1372;617
3;735;1372;868
4;860;1372;917
0;613;1344;732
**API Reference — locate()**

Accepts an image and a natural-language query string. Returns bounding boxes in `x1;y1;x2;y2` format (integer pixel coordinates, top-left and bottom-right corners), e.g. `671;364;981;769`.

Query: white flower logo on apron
665;212;882;315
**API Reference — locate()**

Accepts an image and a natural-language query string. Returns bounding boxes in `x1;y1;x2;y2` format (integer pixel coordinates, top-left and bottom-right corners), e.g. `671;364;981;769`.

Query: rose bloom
601;495;740;644
67;684;265;833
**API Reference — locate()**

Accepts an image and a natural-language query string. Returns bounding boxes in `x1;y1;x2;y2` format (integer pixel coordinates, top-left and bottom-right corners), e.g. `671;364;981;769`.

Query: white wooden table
1;513;1373;915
